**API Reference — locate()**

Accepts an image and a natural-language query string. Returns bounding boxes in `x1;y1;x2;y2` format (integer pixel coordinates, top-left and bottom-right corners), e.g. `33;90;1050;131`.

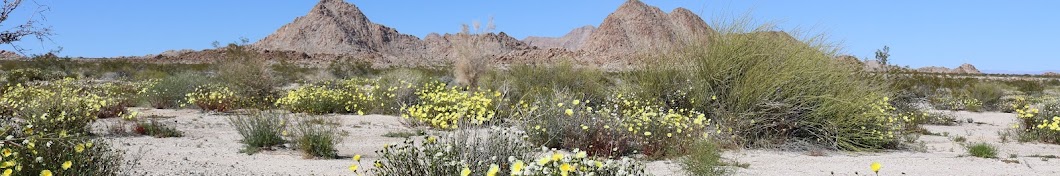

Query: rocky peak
523;25;596;50
252;0;423;55
580;0;714;62
954;63;981;74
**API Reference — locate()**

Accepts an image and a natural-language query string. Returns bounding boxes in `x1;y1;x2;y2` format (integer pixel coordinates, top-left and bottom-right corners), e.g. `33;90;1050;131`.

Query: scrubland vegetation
0;23;1057;176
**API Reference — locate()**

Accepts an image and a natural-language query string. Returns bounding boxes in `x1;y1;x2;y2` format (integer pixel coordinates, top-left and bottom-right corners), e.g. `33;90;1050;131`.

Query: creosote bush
141;71;209;109
292;117;340;158
229;111;288;154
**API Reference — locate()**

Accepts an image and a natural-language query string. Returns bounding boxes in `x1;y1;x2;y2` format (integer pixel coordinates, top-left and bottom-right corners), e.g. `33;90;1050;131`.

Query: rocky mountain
579;0;714;58
915;63;982;74
252;0;423;57
523;25;596;50
1044;72;1059;76
0;50;25;60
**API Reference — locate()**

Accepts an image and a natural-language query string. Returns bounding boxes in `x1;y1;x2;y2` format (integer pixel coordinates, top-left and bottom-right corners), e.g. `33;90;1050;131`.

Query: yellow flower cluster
185;84;237;112
275;79;392;114
1035;116;1060;131
0;79;119;133
401;81;500;129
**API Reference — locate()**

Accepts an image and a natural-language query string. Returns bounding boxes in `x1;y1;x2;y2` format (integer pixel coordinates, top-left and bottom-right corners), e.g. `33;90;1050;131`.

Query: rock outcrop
523;25;596;50
915;63;982;74
252;0;423;57
0;50;25;60
579;0;714;59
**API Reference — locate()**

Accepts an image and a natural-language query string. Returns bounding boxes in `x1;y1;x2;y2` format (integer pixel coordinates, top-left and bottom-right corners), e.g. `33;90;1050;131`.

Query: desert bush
621;67;697;110
228;111;288;154
0;79;123;133
291;117;340;158
0;80;124;175
327;58;377;79
929;92;982;112
275;78;389;114
214;41;280;108
4;68;63;86
671;22;901;151
1014;100;1060;144
185;84;238;112
133;120;184;138
519;93;711;158
141;71;210;109
1004;80;1044;95
498;63;611;105
401;81;501;129
270;60;314;84
966;143;997;158
964;82;1007;111
452;18;499;88
376;68;431;114
680;139;731;176
354;128;644;176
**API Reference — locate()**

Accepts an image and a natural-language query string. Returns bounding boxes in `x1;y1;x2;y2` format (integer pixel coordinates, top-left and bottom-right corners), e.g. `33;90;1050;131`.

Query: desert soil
97;109;1060;175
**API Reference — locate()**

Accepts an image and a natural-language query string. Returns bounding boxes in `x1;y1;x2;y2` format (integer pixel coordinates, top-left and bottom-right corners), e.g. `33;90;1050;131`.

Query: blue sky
2;0;1057;73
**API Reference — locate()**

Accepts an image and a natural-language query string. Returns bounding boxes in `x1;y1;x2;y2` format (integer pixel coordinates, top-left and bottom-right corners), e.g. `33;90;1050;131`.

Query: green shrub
134;120;184;138
292;117;340;158
965;82;1007;111
185;84;238;112
270;60;313;84
142;72;210;109
680;139;731;176
676;25;899;151
4;68;63;85
228;111;288;154
1015;101;1059;144
966;143;997;158
214;42;280;108
376;68;431;114
328;58;377;79
496;63;611;105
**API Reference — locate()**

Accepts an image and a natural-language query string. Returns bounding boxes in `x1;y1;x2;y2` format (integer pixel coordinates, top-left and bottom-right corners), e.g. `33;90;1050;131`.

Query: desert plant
327;58;377;79
680;139;731;176
134;120;184;138
275;78;388;114
964;82;1007;111
214;40;280;108
452;17;500;88
228;111;288;154
966;143;998;158
291;116;340;158
401;81;501;129
0;79;123;133
673;20;899;151
357;128;544;176
496;63;611;105
185;84;238;112
141;71;210;109
376;68;431;114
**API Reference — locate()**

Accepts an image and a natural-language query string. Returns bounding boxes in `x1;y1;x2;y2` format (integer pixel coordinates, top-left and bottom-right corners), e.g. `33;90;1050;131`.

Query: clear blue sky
2;0;1057;73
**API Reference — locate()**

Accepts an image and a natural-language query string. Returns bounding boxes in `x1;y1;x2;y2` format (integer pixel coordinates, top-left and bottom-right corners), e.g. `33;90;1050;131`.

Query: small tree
875;45;890;68
1;0;54;53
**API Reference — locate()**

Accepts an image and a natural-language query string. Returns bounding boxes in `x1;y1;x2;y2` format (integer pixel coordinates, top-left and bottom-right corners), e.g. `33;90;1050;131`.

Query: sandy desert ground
93;108;1059;176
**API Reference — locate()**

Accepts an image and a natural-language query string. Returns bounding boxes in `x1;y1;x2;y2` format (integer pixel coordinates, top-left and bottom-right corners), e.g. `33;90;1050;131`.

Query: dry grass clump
228;111;288;154
452;18;500;88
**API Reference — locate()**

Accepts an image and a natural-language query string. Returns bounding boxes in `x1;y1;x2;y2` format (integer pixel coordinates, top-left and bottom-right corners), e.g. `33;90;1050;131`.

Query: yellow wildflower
572;100;580;105
348;164;359;172
559;163;572;174
644;131;652;136
871;162;882;173
62;161;72;170
460;166;471;176
75;144;85;153
565;109;574;116
1;149;10;157
575;151;587;159
487;164;499;176
537;156;551;165
2;169;10;176
40;170;52;176
552;152;563;161
353;154;362;162
511;160;525;174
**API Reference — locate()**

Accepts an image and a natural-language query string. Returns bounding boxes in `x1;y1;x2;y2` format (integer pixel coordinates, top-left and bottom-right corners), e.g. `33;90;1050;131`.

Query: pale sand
99;109;1060;175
